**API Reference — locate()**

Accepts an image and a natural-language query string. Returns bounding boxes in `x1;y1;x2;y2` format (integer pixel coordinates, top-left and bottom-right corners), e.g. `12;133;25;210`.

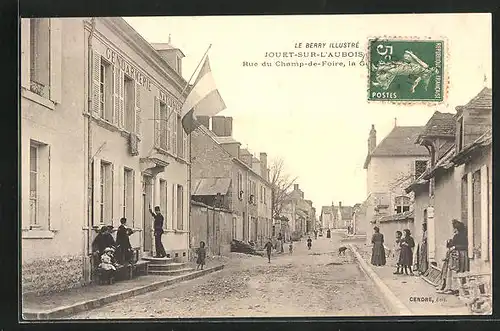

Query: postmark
368;38;445;102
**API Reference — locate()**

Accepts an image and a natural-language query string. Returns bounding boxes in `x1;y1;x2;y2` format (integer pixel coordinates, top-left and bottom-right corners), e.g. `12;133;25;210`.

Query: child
393;231;403;274
99;247;117;284
196;241;207;270
307;236;312;250
264;239;273;263
288;241;293;254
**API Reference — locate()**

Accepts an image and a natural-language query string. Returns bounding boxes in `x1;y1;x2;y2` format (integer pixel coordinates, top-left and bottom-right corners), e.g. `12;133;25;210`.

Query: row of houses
277;184;317;241
20;17;277;295
319;201;354;232
353;87;492;279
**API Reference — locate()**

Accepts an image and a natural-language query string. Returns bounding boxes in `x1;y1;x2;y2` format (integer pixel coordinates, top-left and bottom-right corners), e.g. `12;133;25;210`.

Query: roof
296;210;308;219
452;129;492;165
151;43;186;57
192;177;231;196
380;210;415;223
214;136;241;145
364;126;428;168
340;206;353;220
456;87;492;111
423;145;456;180
418;111;456;138
321;206;333;214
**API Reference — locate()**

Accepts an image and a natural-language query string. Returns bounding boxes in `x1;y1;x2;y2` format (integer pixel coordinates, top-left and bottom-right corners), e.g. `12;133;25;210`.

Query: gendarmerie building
21;17;191;294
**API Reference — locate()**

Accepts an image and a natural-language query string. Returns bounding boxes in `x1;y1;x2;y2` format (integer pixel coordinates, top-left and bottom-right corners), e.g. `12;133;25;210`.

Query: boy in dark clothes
264;238;273;263
196;241;207;270
307;236;312;250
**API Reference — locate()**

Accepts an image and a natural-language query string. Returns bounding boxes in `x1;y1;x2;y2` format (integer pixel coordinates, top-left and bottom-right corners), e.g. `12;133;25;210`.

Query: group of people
263;235;314;263
370;218;470;296
91;217;135;284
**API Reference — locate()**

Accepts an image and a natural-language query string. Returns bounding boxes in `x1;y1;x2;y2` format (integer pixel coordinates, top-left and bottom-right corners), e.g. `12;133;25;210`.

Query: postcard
20;13;492;320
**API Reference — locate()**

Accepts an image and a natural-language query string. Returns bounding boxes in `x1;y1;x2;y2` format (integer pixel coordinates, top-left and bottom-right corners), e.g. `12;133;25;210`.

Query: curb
348;244;412;316
22;264;225;320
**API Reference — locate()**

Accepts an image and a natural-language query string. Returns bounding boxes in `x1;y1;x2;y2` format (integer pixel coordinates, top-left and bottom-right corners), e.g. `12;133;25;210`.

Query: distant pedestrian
314;230;318;239
399;229;415;275
149;204;167;258
370;226;386;266
264;238;273;263
307;236;312;250
326;229;331;238
288;241;293;254
196;241;207;270
393;231;403;274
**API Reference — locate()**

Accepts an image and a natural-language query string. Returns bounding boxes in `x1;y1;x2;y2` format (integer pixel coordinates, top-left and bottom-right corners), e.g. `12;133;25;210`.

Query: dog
338;246;348;256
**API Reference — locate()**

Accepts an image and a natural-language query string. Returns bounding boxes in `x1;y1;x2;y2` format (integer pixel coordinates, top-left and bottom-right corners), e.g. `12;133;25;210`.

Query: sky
125;14;491;210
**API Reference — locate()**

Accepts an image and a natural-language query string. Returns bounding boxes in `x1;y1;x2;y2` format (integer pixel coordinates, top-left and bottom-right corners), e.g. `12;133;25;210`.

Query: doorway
142;175;153;254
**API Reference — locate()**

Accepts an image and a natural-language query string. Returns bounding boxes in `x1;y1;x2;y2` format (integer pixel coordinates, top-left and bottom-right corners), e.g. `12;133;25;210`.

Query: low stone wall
22;255;84;295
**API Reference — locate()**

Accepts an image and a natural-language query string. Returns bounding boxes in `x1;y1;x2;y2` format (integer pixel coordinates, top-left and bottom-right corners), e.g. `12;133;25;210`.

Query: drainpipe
84;17;97;283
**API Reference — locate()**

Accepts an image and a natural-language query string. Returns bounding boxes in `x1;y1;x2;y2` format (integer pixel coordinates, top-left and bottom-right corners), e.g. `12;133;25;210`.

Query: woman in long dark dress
371;226;386;266
436;219;469;295
399;229;415;275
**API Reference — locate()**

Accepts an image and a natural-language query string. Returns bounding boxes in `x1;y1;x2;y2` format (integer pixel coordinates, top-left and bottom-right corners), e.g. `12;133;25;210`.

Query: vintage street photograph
20;13;492;320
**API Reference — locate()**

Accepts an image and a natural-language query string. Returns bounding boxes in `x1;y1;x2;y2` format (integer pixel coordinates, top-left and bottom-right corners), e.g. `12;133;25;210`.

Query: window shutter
166;106;172;151
21;19;31;89
135;83;141;136
172;113;177;155
47;146;60;231
480;165;489;261
183;126;188;159
154;97;160;148
92;158;101;226
115;69;125;127
49;18;62;104
467;172;474;258
118;166;124;218
172;184;176;229
91;50;101;116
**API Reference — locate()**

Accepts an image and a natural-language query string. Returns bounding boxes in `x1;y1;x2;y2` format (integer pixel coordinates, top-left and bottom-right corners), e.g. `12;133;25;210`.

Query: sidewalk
22;263;224;320
350;244;469;316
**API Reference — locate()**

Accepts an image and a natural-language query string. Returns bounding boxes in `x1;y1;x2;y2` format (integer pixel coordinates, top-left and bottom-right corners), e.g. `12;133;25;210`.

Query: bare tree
269;158;298;219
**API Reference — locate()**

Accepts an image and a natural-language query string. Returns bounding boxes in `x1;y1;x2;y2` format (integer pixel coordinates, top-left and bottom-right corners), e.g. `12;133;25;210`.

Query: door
142;175;153;254
242;212;248;241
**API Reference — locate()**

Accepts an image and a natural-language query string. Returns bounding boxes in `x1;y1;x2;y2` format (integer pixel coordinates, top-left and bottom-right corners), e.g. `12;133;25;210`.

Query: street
69;234;387;318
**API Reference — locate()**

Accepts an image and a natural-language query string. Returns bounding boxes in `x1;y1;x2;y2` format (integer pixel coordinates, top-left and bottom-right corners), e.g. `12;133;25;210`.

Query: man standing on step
149;204;167;258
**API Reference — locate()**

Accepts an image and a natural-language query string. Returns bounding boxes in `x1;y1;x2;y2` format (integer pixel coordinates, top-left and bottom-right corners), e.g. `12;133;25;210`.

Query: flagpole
166;44;212;123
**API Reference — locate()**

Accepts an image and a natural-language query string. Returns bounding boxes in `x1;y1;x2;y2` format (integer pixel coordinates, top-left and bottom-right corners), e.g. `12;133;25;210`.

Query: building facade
190;116;273;248
281;184;314;237
361;124;430;248
21;17;192;294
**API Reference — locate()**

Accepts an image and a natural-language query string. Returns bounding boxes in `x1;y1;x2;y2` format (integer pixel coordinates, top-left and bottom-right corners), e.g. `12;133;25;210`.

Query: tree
269;158;298;219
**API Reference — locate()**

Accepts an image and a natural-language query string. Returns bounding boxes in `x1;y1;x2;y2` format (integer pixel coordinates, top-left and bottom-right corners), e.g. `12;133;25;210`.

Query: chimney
339;201;342;208
224;117;233;136
197;115;210;129
211;116;226;136
294;184;299;191
368;124;377;154
259;152;268;179
394;117;397;127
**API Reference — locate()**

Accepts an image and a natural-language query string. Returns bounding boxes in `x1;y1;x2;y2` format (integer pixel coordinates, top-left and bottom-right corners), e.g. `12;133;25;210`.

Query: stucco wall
21;18;86;263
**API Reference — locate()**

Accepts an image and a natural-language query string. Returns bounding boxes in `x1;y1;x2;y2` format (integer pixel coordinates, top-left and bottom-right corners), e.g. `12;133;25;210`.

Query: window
159;179;167;228
232;217;237;239
415;160;428;179
100;162;113;224
177;185;184;230
29;145;39;226
123;168;134;226
171;109;177;155
124;75;135;132
177;114;184;158
237;172;243;200
99;60;113;121
176;57;182;74
29;18;50;97
394;196;410;214
264;187;267;205
159;102;168;150
472;170;482;258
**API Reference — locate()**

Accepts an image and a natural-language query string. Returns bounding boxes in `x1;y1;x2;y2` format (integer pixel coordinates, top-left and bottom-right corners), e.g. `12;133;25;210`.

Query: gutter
84;17;97;282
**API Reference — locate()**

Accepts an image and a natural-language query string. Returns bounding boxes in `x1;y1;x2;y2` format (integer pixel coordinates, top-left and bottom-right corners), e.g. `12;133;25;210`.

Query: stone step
141;256;175;265
148;268;195;276
148;262;189;271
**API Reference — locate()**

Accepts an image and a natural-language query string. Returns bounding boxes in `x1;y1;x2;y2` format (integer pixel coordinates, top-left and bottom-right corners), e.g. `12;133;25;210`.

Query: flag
181;56;226;135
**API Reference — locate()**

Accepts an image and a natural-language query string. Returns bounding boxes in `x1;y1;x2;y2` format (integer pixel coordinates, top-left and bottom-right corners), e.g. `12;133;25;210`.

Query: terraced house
21;17;191;295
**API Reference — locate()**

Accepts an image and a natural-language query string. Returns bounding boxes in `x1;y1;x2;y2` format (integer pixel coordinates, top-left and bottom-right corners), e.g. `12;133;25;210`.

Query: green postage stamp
368;39;444;102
